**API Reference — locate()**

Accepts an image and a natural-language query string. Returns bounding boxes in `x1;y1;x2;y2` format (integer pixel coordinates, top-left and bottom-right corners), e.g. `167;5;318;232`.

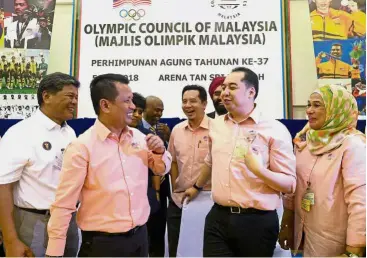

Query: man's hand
146;134;165;154
278;208;294;250
279;224;294;251
244;145;263;175
156;123;171;142
182;187;199;204
4;238;34;257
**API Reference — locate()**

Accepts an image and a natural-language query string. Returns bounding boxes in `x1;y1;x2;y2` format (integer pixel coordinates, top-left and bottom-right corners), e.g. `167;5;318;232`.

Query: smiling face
102;82;136;129
220;71;256;115
182;89;207;122
42;84;78;122
144;97;164;126
306;93;326;130
330;45;342;58
130;107;144;128
313;0;332;14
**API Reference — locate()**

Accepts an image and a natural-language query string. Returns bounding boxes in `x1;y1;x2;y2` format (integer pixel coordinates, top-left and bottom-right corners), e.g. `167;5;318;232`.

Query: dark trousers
167;200;183;257
147;178;170;257
78;225;148;257
0;243;4;257
204;204;279;257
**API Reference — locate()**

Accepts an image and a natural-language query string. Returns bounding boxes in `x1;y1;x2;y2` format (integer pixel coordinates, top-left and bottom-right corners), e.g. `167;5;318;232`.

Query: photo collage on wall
309;0;366;119
0;0;55;119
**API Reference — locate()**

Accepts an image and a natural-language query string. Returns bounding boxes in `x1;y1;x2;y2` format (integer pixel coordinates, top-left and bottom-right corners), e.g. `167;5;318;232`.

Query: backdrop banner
77;0;288;119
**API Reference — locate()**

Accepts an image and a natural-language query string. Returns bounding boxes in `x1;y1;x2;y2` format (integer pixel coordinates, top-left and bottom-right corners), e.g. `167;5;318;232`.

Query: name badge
53;149;65;172
301;198;311;212
301;187;315;212
304;191;315;205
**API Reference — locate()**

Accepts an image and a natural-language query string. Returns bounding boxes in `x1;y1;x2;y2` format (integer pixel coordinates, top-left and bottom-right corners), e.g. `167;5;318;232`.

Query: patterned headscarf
294;85;364;155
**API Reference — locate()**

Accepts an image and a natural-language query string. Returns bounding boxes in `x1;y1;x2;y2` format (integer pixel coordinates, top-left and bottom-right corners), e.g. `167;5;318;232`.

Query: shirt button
130;193;134;196
225;184;229;187
228;200;231;203
122;160;126;163
132;210;135;213
126;176;130;179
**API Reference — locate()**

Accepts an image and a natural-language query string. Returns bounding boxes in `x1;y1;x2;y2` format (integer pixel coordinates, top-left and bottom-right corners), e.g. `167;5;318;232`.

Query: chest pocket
174;138;189;163
197;140;209;162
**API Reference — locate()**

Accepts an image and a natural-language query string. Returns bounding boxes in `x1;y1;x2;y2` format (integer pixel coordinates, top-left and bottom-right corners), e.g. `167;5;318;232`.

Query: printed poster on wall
308;0;366;119
77;0;288;119
0;0;55;119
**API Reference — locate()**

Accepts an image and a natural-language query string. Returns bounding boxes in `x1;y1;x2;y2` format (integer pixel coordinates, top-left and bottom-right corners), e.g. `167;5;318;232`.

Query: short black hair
332;43;342;48
37;72;80;106
231;67;259;99
182;84;207;102
90;73;129;115
133;92;146;110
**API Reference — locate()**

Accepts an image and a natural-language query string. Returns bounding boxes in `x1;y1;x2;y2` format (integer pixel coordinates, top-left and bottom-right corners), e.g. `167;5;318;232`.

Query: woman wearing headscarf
279;85;366;257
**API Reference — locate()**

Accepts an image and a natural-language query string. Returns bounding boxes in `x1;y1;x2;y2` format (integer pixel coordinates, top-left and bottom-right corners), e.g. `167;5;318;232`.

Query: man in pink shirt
45;74;172;257
167;85;212;257
184;67;296;256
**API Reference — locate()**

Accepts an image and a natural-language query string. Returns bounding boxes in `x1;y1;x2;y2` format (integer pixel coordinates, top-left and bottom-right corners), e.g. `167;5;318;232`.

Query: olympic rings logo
119;9;146;21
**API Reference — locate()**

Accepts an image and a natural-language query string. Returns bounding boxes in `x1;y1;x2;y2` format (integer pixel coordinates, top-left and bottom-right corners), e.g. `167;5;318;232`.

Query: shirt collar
142;118;152;130
184;115;210;130
224;104;261;124
94;119;133;142
34;109;67;131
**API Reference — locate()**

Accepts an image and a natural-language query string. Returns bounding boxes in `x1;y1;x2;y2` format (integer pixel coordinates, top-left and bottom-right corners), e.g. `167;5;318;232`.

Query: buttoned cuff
282;194;294;211
46;238;66;257
347;230;366;248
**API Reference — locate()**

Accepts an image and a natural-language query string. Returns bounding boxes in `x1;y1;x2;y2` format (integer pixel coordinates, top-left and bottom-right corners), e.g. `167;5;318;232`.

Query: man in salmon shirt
45;73;172;257
167;85;212;257
183;67;296;257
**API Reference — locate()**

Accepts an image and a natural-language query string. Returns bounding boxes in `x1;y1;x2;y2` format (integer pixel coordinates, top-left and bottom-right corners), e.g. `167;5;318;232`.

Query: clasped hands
146;134;165;154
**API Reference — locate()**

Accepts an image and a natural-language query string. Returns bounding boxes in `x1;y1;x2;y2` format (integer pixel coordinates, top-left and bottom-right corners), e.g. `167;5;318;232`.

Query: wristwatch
193;183;203;191
344;251;359;257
